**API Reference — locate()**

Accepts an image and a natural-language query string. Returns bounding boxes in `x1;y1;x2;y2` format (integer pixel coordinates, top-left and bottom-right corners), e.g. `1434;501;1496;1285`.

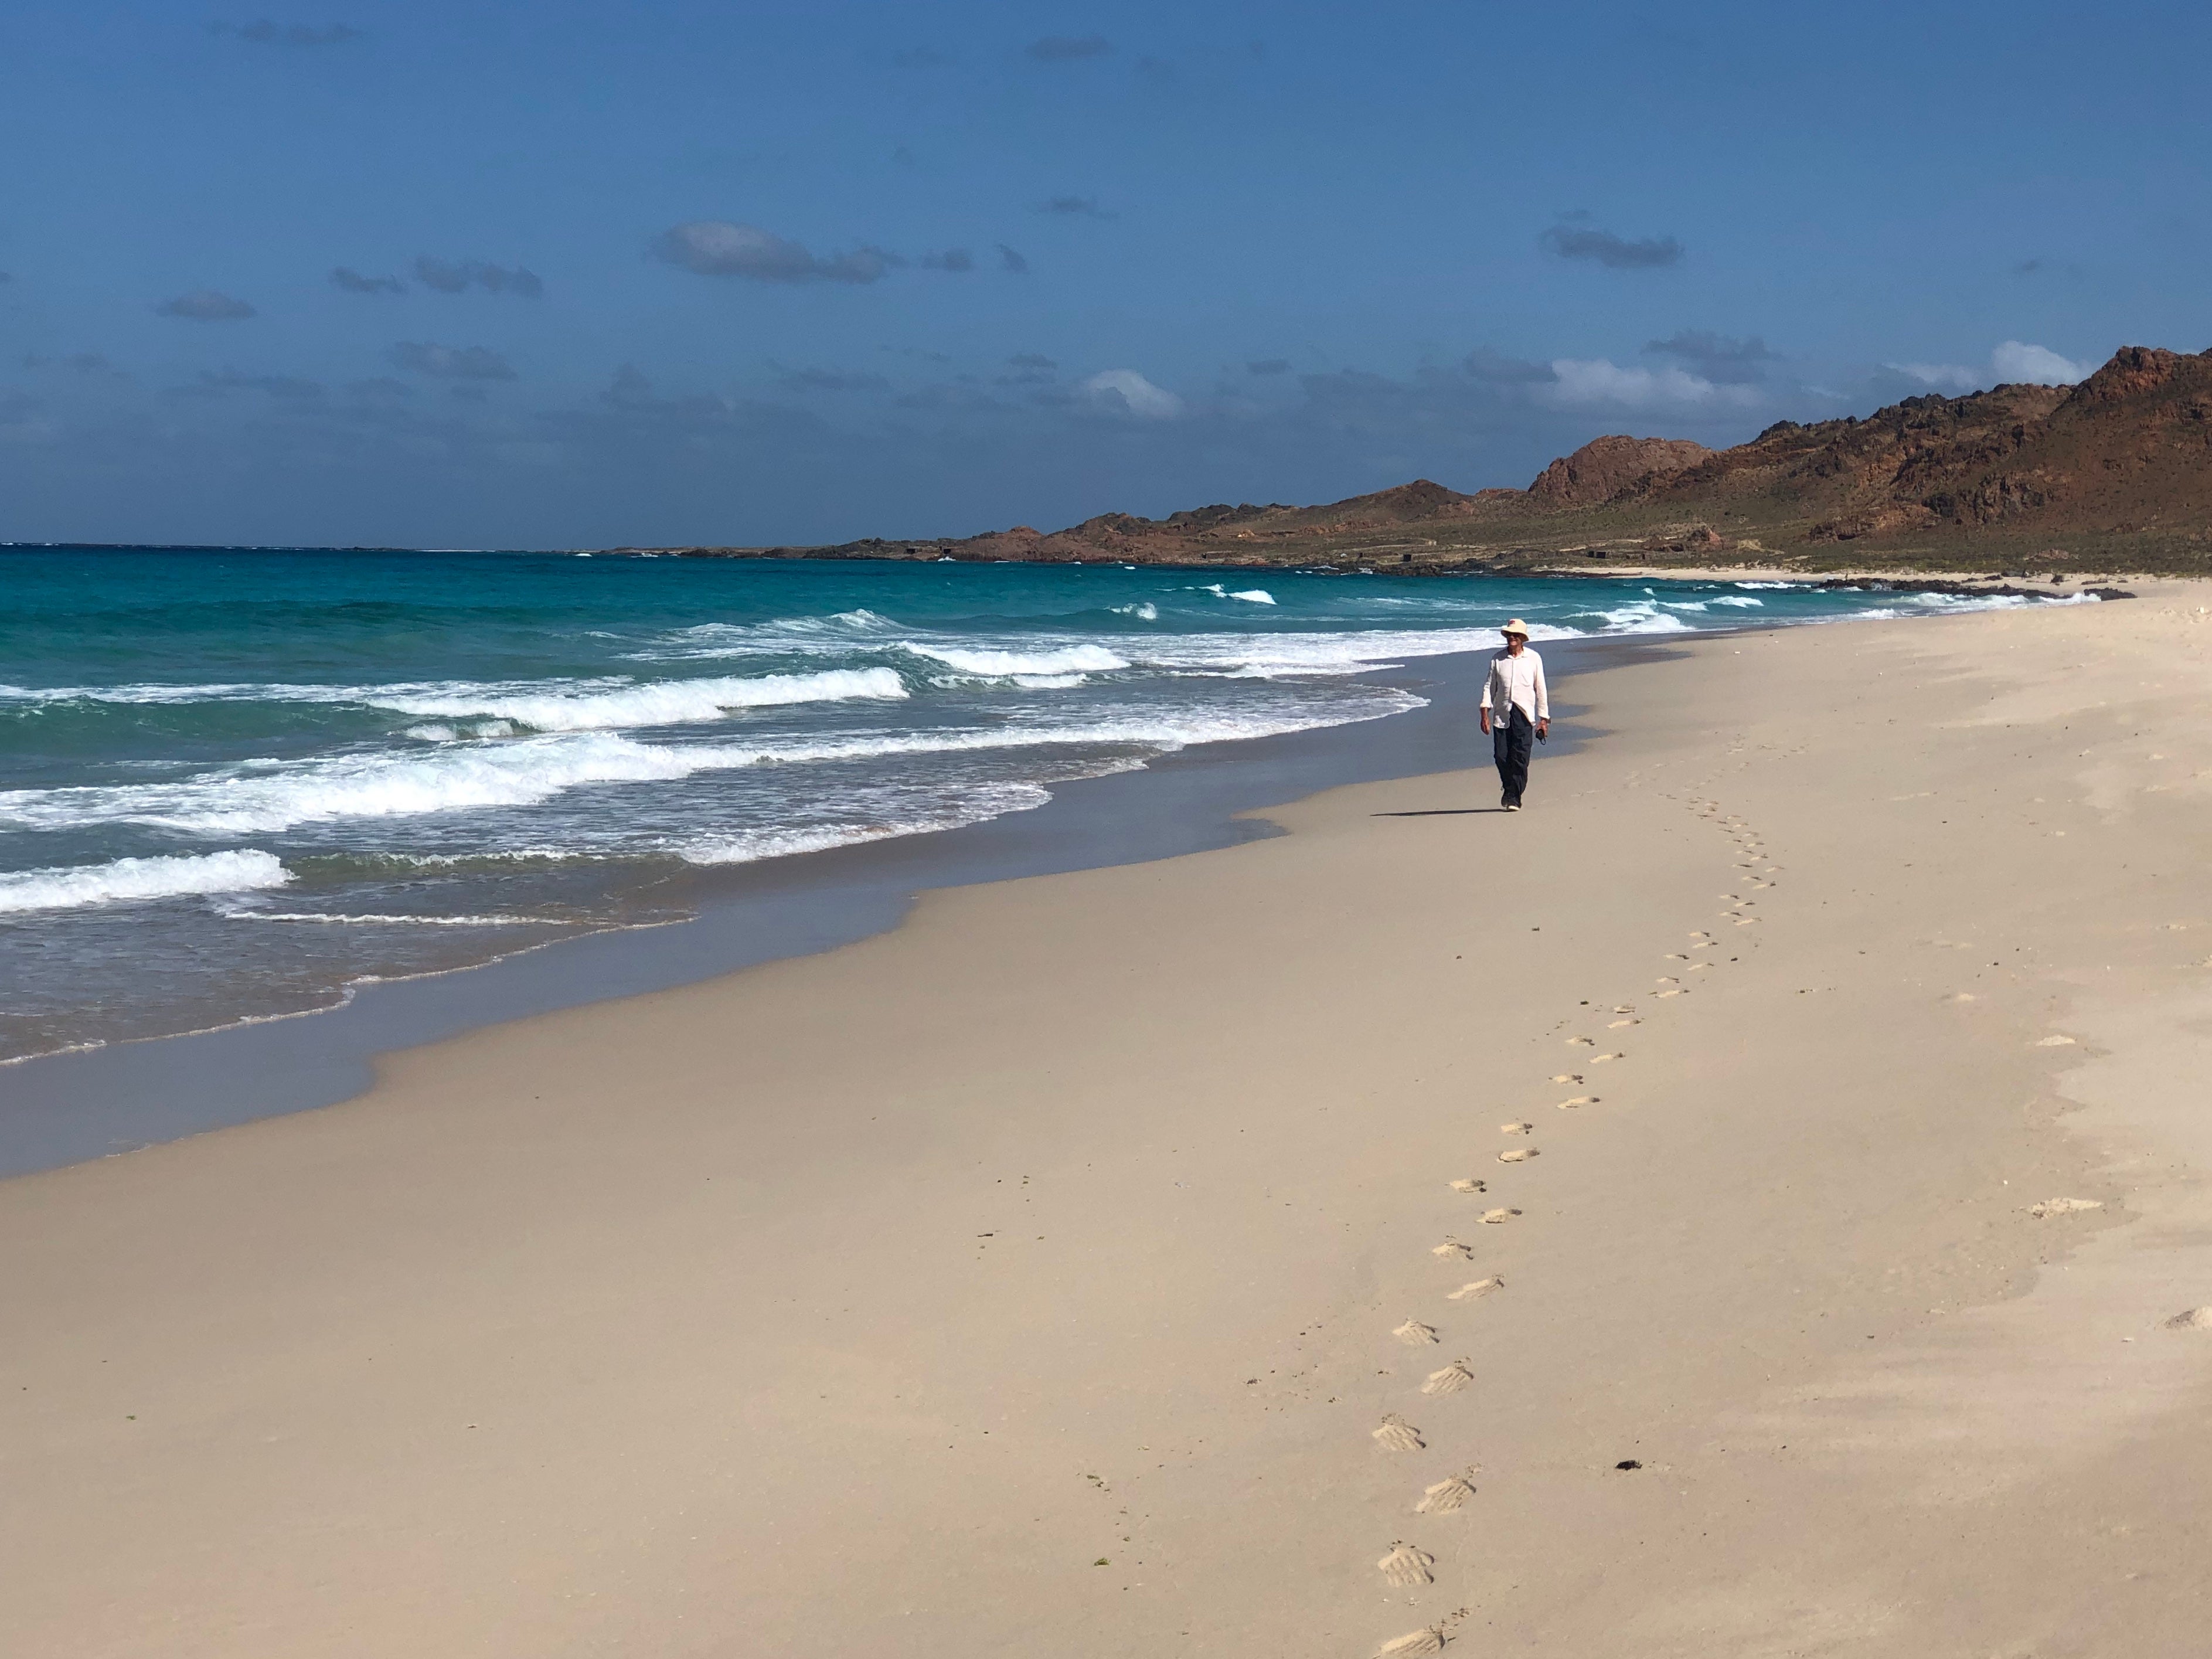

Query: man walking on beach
1479;620;1548;811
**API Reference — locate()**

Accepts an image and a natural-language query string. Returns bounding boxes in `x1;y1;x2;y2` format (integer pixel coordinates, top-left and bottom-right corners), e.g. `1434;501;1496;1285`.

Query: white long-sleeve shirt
1479;647;1548;723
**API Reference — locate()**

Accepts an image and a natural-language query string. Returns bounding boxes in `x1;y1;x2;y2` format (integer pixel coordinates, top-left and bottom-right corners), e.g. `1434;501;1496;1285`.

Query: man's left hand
1536;719;1550;740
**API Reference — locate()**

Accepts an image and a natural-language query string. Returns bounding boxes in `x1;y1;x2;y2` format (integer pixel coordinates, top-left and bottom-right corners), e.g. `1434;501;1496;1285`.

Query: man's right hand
1479;710;1491;735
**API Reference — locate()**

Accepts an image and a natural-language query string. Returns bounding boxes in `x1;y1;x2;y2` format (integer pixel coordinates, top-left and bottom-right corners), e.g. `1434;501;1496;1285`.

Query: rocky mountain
1526;435;1711;507
642;346;2212;574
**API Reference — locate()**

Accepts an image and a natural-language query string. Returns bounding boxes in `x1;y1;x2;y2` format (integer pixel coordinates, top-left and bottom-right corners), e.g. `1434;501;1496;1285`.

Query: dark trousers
1492;707;1534;805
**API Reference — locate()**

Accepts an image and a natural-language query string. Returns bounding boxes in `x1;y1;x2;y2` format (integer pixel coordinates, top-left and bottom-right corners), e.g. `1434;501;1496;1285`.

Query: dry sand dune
6;590;2212;1656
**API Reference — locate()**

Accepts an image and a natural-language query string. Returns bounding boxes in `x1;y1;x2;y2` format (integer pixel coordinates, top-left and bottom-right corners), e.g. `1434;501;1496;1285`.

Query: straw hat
1500;618;1532;638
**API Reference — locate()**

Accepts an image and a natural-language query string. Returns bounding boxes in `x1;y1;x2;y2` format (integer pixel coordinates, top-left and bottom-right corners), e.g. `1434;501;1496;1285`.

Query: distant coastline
617;344;2212;580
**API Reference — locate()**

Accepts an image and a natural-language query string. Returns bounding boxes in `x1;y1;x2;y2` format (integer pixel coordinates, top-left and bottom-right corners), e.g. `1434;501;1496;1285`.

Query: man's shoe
1505;803;1522;812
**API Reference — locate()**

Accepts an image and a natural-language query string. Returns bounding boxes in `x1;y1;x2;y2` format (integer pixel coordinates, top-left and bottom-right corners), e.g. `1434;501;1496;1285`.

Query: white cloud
1891;341;2095;395
1081;369;1184;420
1890;361;1982;391
389;342;516;380
1992;340;2092;385
651;221;893;284
1543;358;1758;410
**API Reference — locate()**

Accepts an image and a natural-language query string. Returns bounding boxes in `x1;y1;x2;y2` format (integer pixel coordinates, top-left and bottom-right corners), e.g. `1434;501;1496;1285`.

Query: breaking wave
0;849;291;914
0;698;1424;837
902;643;1130;677
365;667;908;730
0;667;908;729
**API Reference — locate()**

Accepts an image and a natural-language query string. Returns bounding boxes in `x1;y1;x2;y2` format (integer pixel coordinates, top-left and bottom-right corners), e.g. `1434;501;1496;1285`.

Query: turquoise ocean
0;548;2088;1063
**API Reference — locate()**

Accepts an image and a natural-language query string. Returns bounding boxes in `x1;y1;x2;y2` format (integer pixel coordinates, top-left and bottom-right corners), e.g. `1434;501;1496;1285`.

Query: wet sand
6;590;2212;1657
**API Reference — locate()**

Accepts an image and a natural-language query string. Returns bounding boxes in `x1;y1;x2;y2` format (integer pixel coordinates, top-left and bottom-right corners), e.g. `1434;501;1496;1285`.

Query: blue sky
2;0;2207;548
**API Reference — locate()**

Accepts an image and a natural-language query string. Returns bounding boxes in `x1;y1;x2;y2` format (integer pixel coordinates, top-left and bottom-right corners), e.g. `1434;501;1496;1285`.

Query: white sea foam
1196;583;1277;603
1586;603;1694;634
0;668;904;728
632;597;1736;681
223;910;553;926
1111;601;1159;620
903;642;1129;677
0;698;1422;837
0;849;291;913
1709;595;1765;607
676;783;1054;865
1124;627;1485;674
0;732;714;835
366;667;907;730
632;610;903;661
0;680;283;706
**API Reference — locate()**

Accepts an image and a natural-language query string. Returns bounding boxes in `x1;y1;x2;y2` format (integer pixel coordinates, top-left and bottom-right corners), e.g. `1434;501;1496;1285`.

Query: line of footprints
1363;791;1778;1657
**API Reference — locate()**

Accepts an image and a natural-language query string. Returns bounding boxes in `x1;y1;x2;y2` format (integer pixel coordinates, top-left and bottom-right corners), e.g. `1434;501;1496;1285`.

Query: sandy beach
8;589;2212;1657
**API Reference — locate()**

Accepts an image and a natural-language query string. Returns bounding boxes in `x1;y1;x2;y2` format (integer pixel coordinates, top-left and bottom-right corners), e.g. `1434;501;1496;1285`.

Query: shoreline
0;573;2142;1179
8;591;2212;1655
0;636;1644;1177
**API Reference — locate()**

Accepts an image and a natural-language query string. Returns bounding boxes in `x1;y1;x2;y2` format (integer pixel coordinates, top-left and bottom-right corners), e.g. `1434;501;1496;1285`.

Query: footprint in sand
1394;1319;1441;1346
1479;1208;1521;1225
1378;1541;1437;1586
2026;1198;2102;1218
1500;1121;1533;1135
1373;1415;1426;1451
1448;1178;1488;1195
1590;1052;1624;1063
1566;1035;1596;1047
1416;1469;1480;1513
1613;1004;1636;1014
1447;1277;1503;1302
1374;1626;1448;1657
1609;1018;1640;1028
1556;1095;1597;1109
1431;1237;1476;1259
2163;1307;2212;1331
1497;1148;1538;1163
1421;1358;1477;1394
2035;1035;2078;1048
1656;988;1683;998
1550;1072;1584;1085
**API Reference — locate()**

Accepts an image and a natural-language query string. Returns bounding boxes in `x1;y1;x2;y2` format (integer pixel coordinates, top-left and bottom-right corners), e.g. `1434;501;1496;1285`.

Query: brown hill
1527;435;1711;506
1619;345;2212;559
649;345;2212;575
